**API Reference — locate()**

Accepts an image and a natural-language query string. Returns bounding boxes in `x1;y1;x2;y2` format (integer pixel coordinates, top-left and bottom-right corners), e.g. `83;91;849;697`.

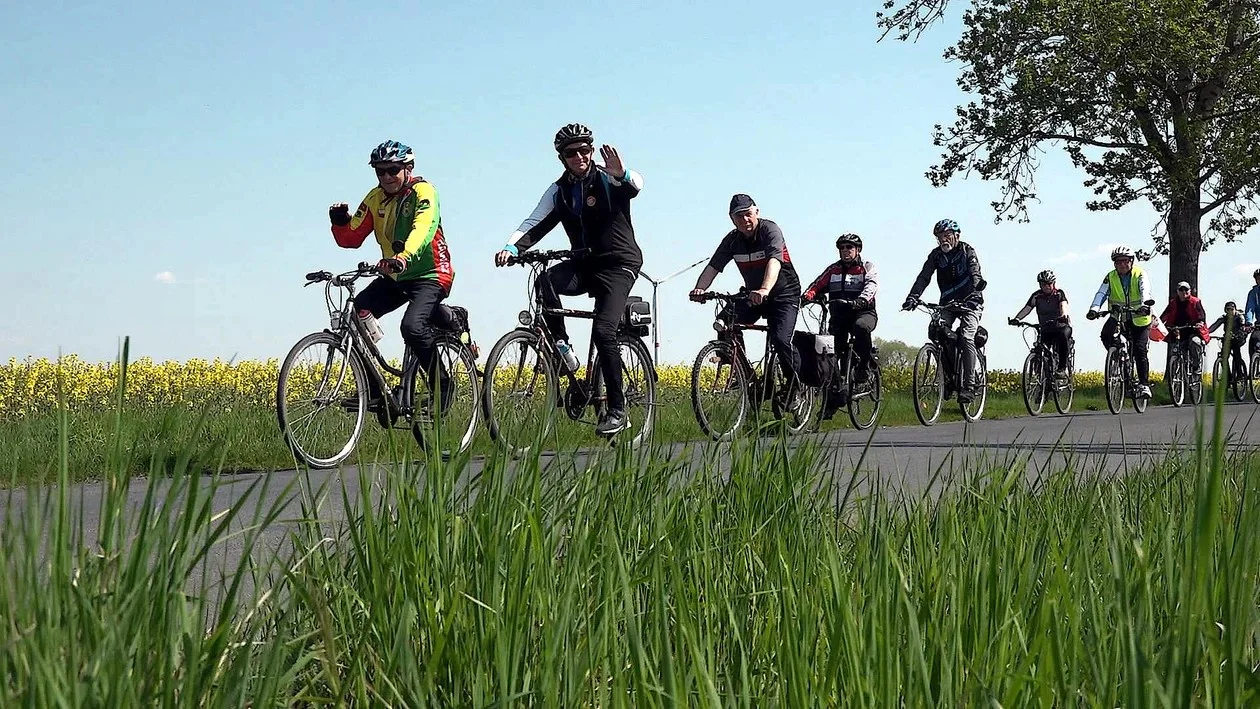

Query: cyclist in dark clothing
689;194;805;411
802;233;879;383
901;218;986;403
1209;301;1250;379
1008;269;1072;378
494;123;643;436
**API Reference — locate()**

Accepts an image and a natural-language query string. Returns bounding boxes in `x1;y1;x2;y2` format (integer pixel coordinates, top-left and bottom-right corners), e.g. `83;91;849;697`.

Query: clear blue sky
4;0;1256;374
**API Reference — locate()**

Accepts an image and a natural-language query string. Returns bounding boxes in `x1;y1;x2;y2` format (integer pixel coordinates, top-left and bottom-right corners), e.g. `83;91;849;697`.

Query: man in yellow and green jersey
328;139;455;408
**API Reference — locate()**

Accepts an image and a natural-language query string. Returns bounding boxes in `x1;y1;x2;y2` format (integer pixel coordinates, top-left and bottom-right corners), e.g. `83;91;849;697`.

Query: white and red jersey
803;259;879;309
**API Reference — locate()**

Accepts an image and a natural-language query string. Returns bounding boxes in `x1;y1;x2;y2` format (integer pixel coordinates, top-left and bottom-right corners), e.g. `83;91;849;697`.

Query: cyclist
1245;268;1260;357
689;194;805;412
901;218;986;404
1007;269;1072;379
1209;301;1249;379
329;139;455;410
1159;281;1209;376
1085;245;1153;399
494;123;643;436
802;233;878;384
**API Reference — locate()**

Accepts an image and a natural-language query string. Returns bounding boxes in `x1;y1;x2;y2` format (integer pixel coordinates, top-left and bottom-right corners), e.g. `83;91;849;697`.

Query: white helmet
1110;245;1135;261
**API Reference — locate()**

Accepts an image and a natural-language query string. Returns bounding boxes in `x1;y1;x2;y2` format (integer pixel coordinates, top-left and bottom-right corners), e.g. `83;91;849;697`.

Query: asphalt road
7;400;1260;614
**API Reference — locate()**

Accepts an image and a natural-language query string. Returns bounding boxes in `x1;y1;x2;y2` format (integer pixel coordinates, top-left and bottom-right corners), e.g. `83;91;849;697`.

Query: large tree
878;0;1260;296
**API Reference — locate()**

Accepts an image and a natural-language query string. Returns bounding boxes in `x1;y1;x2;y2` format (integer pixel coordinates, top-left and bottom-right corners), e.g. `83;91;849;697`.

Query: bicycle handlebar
304;261;382;287
690;288;749;304
504;248;589;266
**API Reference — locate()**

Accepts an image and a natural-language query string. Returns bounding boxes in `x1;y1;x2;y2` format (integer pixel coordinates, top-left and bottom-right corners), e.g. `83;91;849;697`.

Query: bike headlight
330;314;342;331
712;320;728;332
518;310;533;326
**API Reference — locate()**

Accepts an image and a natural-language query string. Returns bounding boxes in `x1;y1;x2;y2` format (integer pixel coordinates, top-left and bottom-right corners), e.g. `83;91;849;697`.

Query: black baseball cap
729;193;756;215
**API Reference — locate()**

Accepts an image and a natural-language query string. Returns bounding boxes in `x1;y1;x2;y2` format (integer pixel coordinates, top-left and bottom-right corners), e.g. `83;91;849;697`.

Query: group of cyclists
327;127;1260;439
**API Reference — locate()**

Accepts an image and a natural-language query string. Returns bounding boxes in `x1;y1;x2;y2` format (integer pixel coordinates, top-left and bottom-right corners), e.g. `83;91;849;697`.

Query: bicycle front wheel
848;359;883;430
690;340;748;441
1167;350;1186;407
1021;349;1046;416
1105;348;1125;414
590;336;657;448
481;329;558;457
276;331;369;469
411;337;481;460
912;343;944;426
1251;352;1260;404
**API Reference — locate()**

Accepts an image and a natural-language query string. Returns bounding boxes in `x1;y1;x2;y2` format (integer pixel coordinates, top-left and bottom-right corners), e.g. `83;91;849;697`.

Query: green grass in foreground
2;353;1259;705
1;383;1125;486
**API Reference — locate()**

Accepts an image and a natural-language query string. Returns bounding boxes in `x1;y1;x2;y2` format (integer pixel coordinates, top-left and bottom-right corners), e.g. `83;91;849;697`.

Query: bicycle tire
276;331;369;469
589;335;657;448
1168;349;1186;407
1251;352;1260;404
1105;348;1125;414
961;351;988;422
1052;346;1075;414
410;336;481;460
1021;349;1046;416
848;359;883;430
912;343;944;426
690;340;749;441
480;328;558;457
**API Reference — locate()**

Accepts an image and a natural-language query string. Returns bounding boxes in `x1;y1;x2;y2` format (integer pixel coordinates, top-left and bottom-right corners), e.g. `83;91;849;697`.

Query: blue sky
4;0;1257;374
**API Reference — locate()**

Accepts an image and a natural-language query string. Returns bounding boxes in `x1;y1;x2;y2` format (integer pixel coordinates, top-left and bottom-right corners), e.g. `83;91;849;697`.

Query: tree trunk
1166;190;1204;299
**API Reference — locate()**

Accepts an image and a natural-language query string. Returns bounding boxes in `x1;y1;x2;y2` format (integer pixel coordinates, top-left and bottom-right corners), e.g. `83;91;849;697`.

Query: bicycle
803;294;884;430
1165;324;1205;407
905;299;989;425
1008;318;1076;416
276;262;481;468
480;248;656;457
689;288;816;441
1209;326;1252;402
1088;300;1156;414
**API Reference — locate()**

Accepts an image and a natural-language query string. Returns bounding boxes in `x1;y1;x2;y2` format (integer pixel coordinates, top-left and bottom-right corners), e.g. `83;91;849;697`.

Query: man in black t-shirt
1008;270;1073;377
690;194;803;404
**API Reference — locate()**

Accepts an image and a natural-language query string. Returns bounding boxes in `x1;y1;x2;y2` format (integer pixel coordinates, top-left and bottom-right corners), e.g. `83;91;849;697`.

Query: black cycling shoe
596;408;631;436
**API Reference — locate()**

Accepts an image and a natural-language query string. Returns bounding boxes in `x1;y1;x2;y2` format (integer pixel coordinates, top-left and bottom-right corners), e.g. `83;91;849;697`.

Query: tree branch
1032;132;1147;150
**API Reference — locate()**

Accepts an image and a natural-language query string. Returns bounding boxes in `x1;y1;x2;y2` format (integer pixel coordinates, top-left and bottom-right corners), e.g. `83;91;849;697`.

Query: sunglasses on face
374;164;405;177
1179;287;1190;292
561;145;594;159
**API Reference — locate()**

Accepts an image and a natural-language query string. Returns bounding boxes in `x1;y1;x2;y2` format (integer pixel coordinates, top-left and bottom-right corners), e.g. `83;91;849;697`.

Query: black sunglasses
561;144;594;159
374;164;405;177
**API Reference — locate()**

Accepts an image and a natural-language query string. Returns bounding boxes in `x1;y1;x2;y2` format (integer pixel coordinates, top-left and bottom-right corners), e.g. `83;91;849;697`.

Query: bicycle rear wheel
1052;345;1076;414
481;329;558;457
961;351;988;422
770;362;817;435
411;337;481;460
590;336;657;448
1251;352;1260;404
690;340;749;441
276;331;369;469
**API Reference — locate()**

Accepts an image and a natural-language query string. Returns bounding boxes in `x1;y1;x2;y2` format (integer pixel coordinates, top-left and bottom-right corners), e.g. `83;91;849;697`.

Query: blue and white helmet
933;218;960;236
369;140;414;166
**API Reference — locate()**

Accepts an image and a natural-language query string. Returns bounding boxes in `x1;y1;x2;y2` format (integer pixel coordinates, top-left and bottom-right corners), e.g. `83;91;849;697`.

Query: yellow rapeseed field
0;355;1129;420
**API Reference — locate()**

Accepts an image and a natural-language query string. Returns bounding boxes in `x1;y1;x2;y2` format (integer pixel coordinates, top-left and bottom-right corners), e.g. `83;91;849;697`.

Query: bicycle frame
699;289;778;399
913;300;981;392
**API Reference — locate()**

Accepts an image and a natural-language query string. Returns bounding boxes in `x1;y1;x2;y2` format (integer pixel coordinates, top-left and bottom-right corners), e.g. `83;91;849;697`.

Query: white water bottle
556;340;580;373
358;310;383;343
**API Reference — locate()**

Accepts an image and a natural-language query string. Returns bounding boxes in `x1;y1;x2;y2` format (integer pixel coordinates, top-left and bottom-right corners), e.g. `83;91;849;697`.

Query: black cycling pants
536;261;637;412
356;277;447;391
828;306;877;370
1100;318;1150;384
1039;320;1072;369
719;297;802;383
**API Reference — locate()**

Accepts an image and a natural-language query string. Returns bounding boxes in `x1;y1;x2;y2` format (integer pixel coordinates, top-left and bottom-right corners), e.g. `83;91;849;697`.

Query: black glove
853;297;869;310
902;296;919;311
1138;305;1151;316
329;204;351;226
1086;310;1100;321
1007;317;1020;326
